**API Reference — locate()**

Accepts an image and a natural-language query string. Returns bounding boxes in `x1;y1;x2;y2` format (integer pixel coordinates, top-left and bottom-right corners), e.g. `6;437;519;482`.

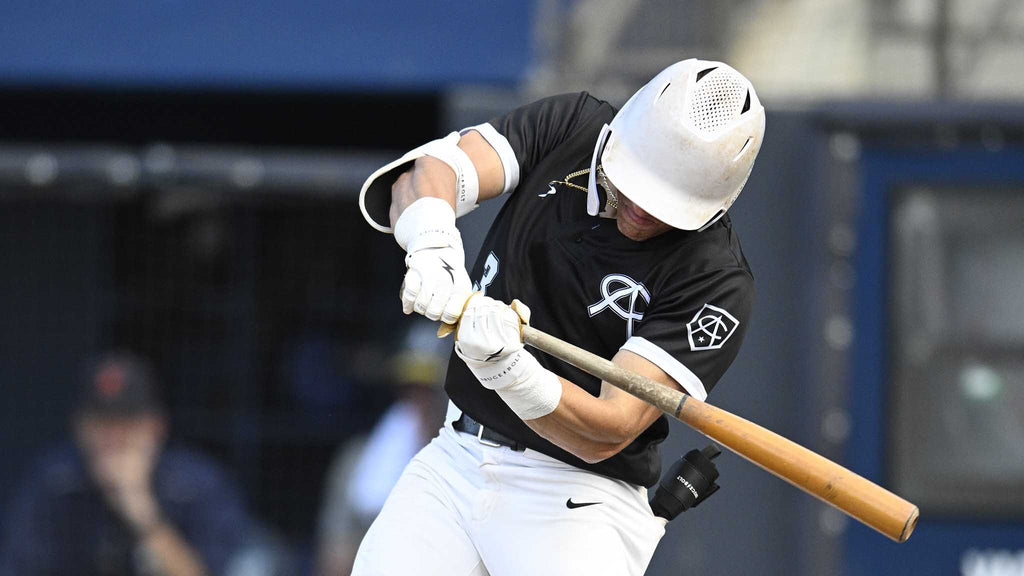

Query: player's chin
616;212;672;242
616;196;673;241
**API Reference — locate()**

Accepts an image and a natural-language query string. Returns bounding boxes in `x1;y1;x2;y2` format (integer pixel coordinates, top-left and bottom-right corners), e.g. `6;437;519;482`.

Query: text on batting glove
394;197;473;323
455;296;561;421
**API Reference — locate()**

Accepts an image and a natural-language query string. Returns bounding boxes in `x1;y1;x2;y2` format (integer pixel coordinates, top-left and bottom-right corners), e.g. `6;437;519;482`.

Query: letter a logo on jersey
687;304;739;351
588;274;650;338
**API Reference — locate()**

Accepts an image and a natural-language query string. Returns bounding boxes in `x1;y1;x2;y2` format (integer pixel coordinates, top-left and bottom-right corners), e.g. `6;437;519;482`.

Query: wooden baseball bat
521;324;919;543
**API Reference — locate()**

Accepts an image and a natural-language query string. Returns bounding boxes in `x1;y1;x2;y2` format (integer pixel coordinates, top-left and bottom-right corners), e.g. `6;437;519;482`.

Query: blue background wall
0;1;533;89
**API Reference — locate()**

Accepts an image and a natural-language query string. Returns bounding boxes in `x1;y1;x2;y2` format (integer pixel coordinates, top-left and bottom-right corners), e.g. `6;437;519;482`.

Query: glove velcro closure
394;197;463;253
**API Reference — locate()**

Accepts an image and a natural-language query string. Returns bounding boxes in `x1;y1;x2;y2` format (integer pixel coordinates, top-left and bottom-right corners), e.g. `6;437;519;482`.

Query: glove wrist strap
463;350;562;421
394;197;462;253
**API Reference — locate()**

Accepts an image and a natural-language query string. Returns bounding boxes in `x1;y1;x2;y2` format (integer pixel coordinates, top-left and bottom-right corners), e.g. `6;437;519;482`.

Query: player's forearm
524;379;643;463
388;130;506;228
456;300;663;463
389;157;458;227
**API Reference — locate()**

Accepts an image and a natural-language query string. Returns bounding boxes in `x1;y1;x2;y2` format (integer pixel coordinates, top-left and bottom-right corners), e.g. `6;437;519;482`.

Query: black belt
453;413;526;451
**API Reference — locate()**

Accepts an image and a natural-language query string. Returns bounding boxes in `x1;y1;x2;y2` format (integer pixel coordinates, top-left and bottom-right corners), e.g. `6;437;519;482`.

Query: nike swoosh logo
538;185;557;198
566;498;601;509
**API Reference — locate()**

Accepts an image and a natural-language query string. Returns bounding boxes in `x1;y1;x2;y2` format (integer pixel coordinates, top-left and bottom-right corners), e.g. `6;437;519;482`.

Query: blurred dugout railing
0;145;388;199
0;144;412;542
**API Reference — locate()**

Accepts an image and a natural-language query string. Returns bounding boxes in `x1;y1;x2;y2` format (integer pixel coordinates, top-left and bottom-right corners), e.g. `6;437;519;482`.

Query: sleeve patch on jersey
620;337;708;401
686;303;740;351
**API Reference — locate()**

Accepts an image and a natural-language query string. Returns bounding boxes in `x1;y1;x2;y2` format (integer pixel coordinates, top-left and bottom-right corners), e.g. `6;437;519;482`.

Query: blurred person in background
313;320;448;576
0;352;255;576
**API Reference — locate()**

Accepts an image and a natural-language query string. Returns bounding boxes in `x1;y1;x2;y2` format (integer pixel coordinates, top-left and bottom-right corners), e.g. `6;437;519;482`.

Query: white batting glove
455;296;561;421
452;295;526;364
394;197;473;324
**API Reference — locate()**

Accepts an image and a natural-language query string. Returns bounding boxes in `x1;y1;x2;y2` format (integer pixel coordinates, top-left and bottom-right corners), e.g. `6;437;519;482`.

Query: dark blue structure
849;139;1024;576
0;1;533;89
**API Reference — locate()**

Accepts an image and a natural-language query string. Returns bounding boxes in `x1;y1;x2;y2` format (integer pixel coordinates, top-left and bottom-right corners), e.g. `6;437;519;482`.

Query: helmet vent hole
741;91;751;113
656;82;672;102
733;137;753;161
695;67;718;83
687;69;749;135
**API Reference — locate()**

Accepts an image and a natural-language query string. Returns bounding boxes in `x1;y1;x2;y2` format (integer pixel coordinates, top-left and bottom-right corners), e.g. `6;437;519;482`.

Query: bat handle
522;325;690;416
436;295;529;340
437;322;457;338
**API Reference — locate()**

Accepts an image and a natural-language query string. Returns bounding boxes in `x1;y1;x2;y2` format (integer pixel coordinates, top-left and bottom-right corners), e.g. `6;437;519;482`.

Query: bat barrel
521;325;919;543
675;399;919;542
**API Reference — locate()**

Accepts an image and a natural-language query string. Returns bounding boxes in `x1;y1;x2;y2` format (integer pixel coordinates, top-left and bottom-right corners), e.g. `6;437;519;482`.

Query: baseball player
353;59;764;576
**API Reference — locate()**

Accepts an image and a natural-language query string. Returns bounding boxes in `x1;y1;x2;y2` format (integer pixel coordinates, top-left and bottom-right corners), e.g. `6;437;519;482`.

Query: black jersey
445;92;755;488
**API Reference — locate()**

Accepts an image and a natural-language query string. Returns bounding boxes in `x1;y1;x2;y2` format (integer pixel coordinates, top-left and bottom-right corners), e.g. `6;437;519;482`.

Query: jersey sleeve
464;92;607;195
621;268;754;401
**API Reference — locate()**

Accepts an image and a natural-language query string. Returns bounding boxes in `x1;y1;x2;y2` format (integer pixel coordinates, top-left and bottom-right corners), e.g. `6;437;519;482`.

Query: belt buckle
476;424;502;448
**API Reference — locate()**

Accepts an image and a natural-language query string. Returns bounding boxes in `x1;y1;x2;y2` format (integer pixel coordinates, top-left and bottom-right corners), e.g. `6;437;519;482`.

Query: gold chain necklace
548;166;619;209
549;167;591;192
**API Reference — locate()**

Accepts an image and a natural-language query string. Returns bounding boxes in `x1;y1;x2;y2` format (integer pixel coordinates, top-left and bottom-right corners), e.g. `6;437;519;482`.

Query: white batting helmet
588;59;765;231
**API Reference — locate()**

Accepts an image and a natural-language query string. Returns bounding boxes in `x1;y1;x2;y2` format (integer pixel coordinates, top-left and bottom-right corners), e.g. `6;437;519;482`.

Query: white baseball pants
351;406;667;576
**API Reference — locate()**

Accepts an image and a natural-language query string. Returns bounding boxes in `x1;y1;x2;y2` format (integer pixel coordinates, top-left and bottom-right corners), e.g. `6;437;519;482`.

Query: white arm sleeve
359;132;480;233
460;123;520;196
